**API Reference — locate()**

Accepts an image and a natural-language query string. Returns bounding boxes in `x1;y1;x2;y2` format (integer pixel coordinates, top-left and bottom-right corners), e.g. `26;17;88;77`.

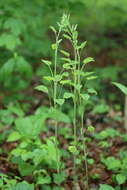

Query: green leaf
36;175;51;185
53;172;66;185
51;43;57;50
0;58;14;82
116;174;126;185
87;88;97;95
93;104;109;114
18;162;35;176
7;131;21;142
0;56;32;83
63;63;71;69
62;72;69;77
112;82;127;95
60;80;72;85
43;76;54;81
0;34;21;50
99;184;115;190
60;50;70;57
48;108;70;123
63;34;71;41
73;31;78;40
87;126;94;133
54;75;62;82
75;84;82;91
35;85;48;93
14;181;34;190
41;59;52;66
32;149;46;166
57;39;62;44
8;104;24;117
61;57;71;62
21;151;33;161
83;72;95;77
102;157;121;170
50;26;56;33
55;99;65;105
87;158;94;165
68;146;78;155
46;139;58;159
15;115;45;138
4;18;25;36
83;57;94;64
11;148;22;157
15;56;32;79
80;94;90;102
78;41;87;49
63;92;74;99
86;76;98;80
35;106;49;115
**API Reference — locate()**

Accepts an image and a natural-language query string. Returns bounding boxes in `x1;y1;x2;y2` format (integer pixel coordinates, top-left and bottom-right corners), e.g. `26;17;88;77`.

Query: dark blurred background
0;0;127;109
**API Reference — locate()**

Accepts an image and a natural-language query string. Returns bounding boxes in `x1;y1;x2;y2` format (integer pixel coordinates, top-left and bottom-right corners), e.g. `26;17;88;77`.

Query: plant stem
81;111;89;189
78;48;89;189
77;40;89;189
53;27;61;174
73;46;78;185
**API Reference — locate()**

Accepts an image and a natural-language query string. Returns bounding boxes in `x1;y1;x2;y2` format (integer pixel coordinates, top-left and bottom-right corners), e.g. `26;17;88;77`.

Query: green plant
99;184;115;190
7;107;69;188
0;173;17;190
0;173;34;190
92;102;109;114
112;82;127;130
8;132;65;186
101;154;127;186
35;14;97;189
0;103;25;143
94;128;121;140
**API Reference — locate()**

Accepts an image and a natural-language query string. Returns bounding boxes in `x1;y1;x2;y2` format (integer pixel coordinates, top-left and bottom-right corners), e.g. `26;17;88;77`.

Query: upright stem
53;28;61;174
81;110;89;189
73;47;78;186
78;48;89;189
77;50;81;86
74;50;77;145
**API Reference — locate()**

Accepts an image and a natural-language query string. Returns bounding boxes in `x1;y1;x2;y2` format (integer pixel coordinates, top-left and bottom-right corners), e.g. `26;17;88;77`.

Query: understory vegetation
0;1;127;190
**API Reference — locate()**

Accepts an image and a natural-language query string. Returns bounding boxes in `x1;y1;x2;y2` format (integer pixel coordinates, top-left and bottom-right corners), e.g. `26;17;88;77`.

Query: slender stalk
73;46;78;186
74;51;77;144
78;46;89;189
73;90;77;181
77;50;81;86
53;27;62;174
81;110;89;189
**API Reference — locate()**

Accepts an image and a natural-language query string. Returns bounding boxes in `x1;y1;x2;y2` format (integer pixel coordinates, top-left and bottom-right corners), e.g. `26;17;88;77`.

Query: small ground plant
112;82;127;130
